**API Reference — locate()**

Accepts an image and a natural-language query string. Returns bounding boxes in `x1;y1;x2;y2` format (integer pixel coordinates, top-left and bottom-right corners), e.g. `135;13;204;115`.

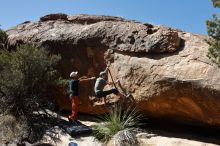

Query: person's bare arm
79;77;96;83
107;79;119;85
103;65;110;73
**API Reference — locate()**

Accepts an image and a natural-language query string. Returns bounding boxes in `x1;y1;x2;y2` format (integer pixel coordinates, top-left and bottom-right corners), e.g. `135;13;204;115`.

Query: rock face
6;14;220;126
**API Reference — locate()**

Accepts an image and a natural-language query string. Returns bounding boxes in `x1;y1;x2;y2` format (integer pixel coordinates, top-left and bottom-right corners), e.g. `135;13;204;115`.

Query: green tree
0;27;7;49
212;0;220;7
206;0;220;66
0;45;61;142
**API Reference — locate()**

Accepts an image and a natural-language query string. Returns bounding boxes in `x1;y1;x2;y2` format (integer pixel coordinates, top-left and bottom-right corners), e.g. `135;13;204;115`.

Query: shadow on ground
46;111;220;145
140;117;220;145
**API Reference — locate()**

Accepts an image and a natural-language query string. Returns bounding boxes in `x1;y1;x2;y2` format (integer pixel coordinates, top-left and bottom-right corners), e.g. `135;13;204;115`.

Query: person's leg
102;89;120;103
96;89;121;104
101;89;119;97
96;91;107;104
68;96;79;121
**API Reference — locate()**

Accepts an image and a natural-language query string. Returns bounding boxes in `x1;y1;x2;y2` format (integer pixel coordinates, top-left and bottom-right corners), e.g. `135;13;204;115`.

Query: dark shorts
95;89;119;98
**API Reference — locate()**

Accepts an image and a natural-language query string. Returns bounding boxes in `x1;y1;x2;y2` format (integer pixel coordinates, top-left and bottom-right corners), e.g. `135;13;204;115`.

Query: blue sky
0;0;219;34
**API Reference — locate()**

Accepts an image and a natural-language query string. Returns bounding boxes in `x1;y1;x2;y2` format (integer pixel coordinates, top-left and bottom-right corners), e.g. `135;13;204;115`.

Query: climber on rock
68;71;96;123
94;66;125;104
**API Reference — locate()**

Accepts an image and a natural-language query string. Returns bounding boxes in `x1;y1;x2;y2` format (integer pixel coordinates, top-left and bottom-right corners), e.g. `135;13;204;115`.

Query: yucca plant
92;103;143;146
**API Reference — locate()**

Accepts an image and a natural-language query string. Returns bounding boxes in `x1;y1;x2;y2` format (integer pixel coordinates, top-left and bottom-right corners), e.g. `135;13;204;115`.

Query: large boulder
6;14;220;126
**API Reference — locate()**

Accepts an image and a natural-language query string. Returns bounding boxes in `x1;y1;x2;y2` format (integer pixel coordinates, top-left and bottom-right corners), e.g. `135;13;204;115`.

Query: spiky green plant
92;103;143;145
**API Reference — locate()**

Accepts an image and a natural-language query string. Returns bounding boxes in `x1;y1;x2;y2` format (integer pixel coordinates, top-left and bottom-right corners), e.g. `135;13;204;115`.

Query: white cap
70;71;78;77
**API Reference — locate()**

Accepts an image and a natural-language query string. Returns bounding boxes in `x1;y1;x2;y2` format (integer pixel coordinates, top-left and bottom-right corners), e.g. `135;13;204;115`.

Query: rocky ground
2;112;219;146
39;115;103;146
31;114;220;146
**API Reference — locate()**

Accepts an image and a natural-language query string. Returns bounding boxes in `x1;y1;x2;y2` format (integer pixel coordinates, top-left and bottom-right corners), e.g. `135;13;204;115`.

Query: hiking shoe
68;117;74;123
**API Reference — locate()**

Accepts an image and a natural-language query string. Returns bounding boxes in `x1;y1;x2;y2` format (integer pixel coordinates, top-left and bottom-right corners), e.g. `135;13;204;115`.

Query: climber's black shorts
95;89;119;98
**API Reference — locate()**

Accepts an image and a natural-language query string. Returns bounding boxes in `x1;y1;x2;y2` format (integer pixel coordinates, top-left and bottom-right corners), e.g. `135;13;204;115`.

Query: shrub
0;28;7;49
212;0;220;7
0;115;28;144
92;104;143;145
0;44;61;142
206;14;220;66
0;28;7;44
206;0;220;66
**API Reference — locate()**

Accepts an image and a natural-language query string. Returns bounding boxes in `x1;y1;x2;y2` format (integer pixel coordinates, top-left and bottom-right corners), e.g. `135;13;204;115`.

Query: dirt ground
36;113;220;146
